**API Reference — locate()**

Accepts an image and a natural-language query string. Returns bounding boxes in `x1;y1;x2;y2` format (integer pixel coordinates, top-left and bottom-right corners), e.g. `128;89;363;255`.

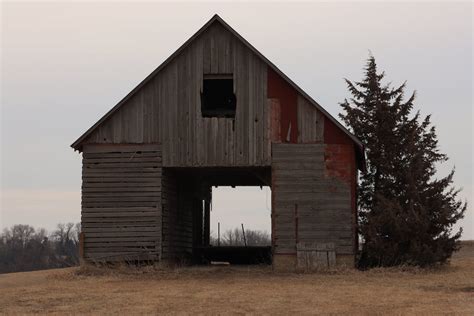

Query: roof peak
71;13;364;169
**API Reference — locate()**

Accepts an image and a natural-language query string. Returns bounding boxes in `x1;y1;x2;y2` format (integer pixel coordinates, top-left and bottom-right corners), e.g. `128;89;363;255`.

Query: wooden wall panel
161;170;199;261
272;144;354;256
82;22;270;167
297;95;324;143
81;144;162;261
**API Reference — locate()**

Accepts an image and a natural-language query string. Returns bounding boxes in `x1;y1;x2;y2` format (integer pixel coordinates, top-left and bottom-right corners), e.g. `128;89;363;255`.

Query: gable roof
71;14;365;169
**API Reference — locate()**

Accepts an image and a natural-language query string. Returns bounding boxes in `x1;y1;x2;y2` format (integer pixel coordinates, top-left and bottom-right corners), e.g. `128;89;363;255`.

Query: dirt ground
1;242;473;315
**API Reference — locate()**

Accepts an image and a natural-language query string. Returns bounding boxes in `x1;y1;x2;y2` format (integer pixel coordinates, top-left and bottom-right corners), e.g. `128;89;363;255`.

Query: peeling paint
267;67;298;143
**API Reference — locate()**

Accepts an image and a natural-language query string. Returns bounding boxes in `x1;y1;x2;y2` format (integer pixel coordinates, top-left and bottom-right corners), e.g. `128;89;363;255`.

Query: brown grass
1;242;473;315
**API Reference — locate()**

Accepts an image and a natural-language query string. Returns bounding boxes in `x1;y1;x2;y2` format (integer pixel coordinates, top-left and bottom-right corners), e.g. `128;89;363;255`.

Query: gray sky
1;1;472;238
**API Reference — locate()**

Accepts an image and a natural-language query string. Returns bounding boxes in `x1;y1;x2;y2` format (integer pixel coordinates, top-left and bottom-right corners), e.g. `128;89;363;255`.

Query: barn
71;14;365;271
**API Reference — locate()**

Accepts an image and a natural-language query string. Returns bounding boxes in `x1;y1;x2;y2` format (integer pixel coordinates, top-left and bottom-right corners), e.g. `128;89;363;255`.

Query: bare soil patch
1;243;473;314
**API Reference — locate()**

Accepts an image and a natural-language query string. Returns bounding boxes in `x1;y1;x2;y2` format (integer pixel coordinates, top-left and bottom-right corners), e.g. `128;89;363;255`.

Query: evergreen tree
340;55;466;267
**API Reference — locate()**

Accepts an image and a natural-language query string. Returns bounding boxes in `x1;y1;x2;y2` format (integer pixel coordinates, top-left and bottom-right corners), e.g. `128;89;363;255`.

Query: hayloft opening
201;74;236;117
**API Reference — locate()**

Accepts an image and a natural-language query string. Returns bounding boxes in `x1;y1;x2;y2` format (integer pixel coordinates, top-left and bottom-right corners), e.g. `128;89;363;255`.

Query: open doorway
161;167;272;265
210;186;271;247
200;186;272;264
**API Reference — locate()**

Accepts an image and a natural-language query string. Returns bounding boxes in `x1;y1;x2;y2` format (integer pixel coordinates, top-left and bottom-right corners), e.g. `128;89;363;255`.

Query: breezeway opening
210;186;271;247
164;167;273;265
196;185;272;265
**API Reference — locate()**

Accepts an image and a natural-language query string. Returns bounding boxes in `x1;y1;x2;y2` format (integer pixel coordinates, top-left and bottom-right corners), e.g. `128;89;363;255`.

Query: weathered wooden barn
72;15;365;270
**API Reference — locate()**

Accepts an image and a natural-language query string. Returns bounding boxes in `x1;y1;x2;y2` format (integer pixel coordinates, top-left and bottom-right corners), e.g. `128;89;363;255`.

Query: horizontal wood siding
83;22;269;167
272;144;353;256
81;144;162;261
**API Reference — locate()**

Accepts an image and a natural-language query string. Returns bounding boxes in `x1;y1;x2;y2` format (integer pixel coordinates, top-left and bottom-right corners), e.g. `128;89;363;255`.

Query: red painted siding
267;67;298;143
323;116;352;145
324;145;354;185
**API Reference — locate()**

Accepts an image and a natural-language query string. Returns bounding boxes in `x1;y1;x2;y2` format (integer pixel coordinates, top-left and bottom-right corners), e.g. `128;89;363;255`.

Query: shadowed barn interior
71;15;365;271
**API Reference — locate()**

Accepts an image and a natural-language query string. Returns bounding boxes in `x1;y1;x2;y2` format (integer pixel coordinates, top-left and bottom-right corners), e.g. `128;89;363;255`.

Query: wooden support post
193;198;203;248
241;223;247;247
218;222;220;247
204;200;210;246
294;203;299;245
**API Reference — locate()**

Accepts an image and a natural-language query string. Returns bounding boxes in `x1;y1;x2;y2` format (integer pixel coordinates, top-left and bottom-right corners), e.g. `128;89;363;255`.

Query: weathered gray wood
272;144;353;257
84;236;158;242
82;226;159;233
83;152;160;159
83;192;161;198
82;182;160;188
83;144;161;153
296;242;336;271
82;207;158;212
84;242;156;247
83;162;160;168
81;146;162;262
80;22;270;167
82;187;160;192
160;170;197;261
82;211;158;218
73;18;361;266
84;253;158;261
81;217;157;224
83;222;159;228
82;178;161;183
83;157;161;163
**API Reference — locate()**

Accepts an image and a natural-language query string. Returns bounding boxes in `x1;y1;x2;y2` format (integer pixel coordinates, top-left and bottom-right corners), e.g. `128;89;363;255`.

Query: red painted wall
267;67;298;143
323;117;352;145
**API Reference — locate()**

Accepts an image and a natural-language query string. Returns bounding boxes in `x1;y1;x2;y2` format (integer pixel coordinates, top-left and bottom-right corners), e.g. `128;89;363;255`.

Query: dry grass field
1;242;473;315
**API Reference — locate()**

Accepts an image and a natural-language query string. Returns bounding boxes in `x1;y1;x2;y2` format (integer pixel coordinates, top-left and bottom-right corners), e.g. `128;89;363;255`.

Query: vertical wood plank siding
83;23;269;167
297;95;324;143
272;144;354;256
81;144;162;261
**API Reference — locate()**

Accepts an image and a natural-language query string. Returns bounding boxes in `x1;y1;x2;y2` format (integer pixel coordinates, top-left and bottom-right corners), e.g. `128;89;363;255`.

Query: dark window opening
201;74;236;118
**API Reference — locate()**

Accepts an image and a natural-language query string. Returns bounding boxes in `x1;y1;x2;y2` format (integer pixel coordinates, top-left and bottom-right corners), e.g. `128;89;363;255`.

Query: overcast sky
1;1;472;238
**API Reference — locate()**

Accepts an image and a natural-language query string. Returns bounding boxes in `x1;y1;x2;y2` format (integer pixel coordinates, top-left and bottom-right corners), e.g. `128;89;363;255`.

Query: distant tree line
0;223;81;274
211;228;271;246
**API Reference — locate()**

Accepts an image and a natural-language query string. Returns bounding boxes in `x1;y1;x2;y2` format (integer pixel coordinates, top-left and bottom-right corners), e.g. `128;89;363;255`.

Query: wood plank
84;231;160;238
83;144;161;153
83;152;160;159
82;182;161;188
82;226;159;233
82;177;161;183
84;242;156;247
83;172;160;178
83;222;159;228
82;196;161;202
83;162;160;168
82;217;157;223
84;236;158;242
83;192;161;198
83;157;161;163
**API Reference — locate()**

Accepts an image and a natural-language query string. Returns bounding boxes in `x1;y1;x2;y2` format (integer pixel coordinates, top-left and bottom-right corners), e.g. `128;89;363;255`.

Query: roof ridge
71;14;364;169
